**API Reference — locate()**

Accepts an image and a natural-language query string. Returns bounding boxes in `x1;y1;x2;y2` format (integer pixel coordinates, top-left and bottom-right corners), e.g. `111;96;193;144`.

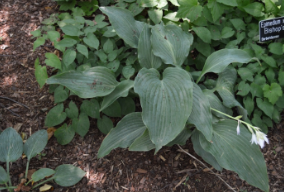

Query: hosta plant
40;5;270;192
0;128;85;192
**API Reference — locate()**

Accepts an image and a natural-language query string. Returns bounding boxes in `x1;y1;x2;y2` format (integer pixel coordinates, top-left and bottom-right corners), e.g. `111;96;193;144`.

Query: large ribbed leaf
138;25;162;69
200;120;269;192
100;80;134;111
97;112;147;158
134;67;193;152
129;129;155;151
24;130;48;161
0;127;23;163
188;83;213;141
191;130;222;171
197;49;251;83
46;67;118;98
151;24;193;66
215;67;247;119
100;7;146;48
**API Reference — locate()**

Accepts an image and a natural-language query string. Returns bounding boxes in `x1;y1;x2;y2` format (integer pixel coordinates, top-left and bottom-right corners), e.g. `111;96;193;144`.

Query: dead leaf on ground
47;127;56;140
136;168;147;174
39;184;53;192
14;123;23;132
27;169;36;180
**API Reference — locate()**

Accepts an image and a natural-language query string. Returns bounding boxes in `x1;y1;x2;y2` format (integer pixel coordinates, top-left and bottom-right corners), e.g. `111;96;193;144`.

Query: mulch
0;0;284;191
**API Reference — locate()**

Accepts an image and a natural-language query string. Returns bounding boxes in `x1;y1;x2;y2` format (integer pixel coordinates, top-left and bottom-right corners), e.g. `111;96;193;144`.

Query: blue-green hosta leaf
191;130;222;171
45;104;67;127
129;129;155;151
203;89;233;118
32;168;55;182
151;24;193;66
97;115;113;135
97;112;147;158
134;67;193;152
188;83;213;141
138;25;162;69
0;166;9;184
176;0;203;22
54;124;75;145
24;130;48;161
148;9;163;24
46;67;118;98
53;164;85;187
215;67;247;119
197;49;251;83
100;80;134;111
100;7;146;48
166;125;192;146
199;120;269;192
0;127;23;163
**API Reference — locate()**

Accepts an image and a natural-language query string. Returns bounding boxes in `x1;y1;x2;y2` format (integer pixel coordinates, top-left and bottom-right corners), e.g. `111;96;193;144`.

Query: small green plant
0;128;85;192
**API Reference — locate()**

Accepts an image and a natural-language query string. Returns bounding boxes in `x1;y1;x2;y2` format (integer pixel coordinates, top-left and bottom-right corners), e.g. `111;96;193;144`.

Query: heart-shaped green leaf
0;166;9;184
0;127;23;163
151;24;193;66
102;100;121;117
63;49;76;67
72;113;90;137
100;80;134;111
54;124;75;145
32;168;55;182
53;164;85;187
80;99;100;118
66;101;79;119
138;25;162;69
98;112;147;158
97;115;113;134
200;120;269;192
256;98;274;119
34;58;48;89
134;67;193;152
188;83;213;141
100;7;146;48
197;49;251;83
46;67;118;98
45;104;67;127
24;130;48;161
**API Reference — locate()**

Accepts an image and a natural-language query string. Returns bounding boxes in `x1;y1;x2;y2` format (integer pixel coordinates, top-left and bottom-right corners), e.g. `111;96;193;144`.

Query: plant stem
32;177;54;190
25;160;30;179
6;162;12;187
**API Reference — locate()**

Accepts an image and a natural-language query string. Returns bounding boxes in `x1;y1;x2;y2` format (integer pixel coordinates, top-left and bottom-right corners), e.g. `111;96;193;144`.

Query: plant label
259;16;284;42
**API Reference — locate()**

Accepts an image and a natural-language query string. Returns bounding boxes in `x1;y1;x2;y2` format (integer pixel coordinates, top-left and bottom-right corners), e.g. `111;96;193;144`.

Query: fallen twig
177;145;237;192
0;103;21;117
0;96;29;109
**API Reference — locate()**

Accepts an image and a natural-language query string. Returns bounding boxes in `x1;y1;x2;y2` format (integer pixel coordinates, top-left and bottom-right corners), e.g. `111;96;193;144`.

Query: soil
0;0;284;192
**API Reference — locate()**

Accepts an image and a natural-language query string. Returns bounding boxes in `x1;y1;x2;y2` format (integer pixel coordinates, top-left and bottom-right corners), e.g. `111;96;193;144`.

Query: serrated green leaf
0;127;23;163
217;0;237;6
138;25;162;69
53;164;85;187
250;82;263;99
98;112;147;157
46;67;118;98
45;104;67;127
31;30;41;38
80;99;100;119
76;44;88;58
197;49;251;82
45;53;61;70
200;120;269;192
66;101;78;119
103;39;113;54
57;38;77;47
72;113;90;137
176;0;203;22
221;27;235;39
100;80;134;111
97;115;113;134
54;124;75;145
32;168;55;182
100;7;146;48
134;67;193;152
268;42;283;55
34;58;48;89
192;27;211;43
47;31;60;42
191;131;222;171
188;83;213;141
61;25;80;36
256;98;274;118
264;0;279;15
238;68;254;82
207;0;224;22
24;130;47;161
33;37;46;50
83;33;99;49
63;49;76;67
243;2;264;17
261;55;276;68
263;83;282;105
230;18;246;30
151;24;193;66
265;67;275;84
243;96;254;116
